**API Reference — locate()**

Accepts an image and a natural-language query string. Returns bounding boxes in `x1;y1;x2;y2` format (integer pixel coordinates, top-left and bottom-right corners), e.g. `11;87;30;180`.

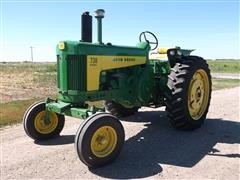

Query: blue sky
0;0;239;61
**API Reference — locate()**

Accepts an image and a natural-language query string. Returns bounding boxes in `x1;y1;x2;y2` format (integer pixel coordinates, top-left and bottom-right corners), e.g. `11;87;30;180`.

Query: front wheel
23;101;65;140
164;56;212;130
75;113;125;167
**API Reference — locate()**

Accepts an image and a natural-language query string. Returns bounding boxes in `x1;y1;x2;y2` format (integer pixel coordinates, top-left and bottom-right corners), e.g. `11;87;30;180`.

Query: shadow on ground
34;110;240;179
90;111;240;179
34;135;75;145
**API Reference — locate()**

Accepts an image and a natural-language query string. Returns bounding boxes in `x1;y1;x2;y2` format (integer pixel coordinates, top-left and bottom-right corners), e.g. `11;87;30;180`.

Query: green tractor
23;9;211;167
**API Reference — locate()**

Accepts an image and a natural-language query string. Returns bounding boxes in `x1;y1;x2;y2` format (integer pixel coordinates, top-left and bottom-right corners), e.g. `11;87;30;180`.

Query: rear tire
23;101;65;140
104;100;139;117
164;56;212;130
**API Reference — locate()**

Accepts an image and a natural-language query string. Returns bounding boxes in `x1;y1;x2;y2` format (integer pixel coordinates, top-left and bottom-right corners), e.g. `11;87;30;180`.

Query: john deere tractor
23;9;211;167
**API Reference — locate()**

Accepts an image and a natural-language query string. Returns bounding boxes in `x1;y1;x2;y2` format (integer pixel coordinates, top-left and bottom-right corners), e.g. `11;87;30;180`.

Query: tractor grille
57;55;86;91
67;55;86;90
57;55;60;88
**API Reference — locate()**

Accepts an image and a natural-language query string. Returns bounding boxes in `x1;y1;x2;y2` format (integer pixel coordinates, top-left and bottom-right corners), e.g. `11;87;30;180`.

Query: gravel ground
211;73;240;79
1;87;240;179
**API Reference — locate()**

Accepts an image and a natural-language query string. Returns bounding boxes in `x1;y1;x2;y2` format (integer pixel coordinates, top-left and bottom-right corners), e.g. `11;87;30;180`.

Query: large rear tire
164;56;212;130
104;100;139;117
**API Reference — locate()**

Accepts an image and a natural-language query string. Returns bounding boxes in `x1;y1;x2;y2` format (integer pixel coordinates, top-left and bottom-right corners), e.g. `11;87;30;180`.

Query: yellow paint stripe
87;55;146;91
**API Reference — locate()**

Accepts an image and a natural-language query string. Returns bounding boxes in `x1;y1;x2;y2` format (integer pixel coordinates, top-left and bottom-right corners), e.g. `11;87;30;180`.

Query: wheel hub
195;88;202;101
91;126;117;158
34;111;58;134
188;69;210;120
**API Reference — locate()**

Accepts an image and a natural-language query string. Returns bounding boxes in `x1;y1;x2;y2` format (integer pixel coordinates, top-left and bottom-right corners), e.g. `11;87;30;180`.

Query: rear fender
167;48;195;67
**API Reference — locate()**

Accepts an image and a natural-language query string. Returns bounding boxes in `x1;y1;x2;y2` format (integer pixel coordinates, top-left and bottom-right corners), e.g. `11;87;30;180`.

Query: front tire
164;56;212;130
75;113;125;167
23;101;65;140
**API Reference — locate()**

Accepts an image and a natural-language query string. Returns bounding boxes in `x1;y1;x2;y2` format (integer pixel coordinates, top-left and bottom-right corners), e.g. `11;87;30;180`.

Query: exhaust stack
81;11;92;42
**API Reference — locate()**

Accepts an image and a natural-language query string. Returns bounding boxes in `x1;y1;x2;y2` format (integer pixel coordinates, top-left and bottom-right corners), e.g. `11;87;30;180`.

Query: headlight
177;50;182;56
58;42;65;50
169;50;175;56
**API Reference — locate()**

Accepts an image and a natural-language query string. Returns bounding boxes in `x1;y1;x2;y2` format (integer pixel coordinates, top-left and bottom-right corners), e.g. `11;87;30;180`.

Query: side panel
87;55;146;91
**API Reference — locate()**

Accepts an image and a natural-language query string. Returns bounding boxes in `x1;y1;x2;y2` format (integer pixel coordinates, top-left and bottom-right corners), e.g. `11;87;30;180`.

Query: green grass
212;78;240;90
207;60;240;74
0;99;41;127
0;99;103;127
0;62;56;73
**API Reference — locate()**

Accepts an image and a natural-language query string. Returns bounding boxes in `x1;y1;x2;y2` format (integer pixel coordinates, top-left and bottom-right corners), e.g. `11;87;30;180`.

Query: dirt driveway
1;87;240;179
211;73;240;79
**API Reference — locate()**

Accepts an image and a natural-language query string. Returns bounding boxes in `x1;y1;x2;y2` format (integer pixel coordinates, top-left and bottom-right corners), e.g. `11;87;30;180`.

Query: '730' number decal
89;57;98;66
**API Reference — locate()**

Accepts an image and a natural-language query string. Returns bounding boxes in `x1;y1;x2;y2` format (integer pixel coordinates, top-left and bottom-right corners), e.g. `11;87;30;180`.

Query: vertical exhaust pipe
81;11;92;42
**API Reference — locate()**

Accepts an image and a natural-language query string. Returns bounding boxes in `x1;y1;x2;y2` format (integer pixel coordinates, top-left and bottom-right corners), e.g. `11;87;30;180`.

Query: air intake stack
94;9;105;44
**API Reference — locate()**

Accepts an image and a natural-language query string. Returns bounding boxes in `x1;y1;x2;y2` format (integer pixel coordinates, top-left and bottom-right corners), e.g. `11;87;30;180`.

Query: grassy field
0;61;56;72
0;99;40;127
207;60;240;73
0;62;57;103
212;78;240;90
0;60;240;127
0;62;57;87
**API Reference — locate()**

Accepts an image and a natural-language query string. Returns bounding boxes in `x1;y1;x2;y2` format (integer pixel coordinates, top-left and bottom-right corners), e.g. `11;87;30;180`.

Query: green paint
49;40;191;118
97;18;103;44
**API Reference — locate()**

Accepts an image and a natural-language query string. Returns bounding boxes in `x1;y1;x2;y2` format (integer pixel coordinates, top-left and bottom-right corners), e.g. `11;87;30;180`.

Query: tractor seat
158;47;168;54
149;47;169;60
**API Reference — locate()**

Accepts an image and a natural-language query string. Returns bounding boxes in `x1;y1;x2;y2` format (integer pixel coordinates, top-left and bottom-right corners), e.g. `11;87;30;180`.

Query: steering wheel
139;31;158;50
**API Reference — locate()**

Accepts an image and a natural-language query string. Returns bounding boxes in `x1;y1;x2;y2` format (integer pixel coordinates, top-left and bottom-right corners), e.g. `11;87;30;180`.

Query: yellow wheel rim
34;111;58;134
91;126;117;158
188;69;210;120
